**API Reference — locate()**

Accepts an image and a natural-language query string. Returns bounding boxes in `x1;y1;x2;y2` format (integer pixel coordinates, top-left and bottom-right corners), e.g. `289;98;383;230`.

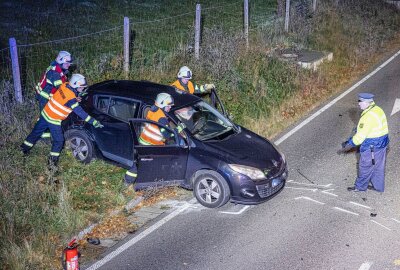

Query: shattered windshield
174;101;235;141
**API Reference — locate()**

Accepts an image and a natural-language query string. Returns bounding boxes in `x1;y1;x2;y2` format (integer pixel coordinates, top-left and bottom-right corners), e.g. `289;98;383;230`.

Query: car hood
203;127;283;170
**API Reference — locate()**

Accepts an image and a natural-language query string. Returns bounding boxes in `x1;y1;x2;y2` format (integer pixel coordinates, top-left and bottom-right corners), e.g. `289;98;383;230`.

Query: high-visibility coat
42;83;93;126
139;106;170;145
171;79;205;94
349;102;389;152
35;61;67;100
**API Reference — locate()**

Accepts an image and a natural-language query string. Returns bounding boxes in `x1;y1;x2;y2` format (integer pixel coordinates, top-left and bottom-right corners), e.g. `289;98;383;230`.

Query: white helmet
177;66;192;79
155;93;174;108
69;74;87;88
56;51;72;64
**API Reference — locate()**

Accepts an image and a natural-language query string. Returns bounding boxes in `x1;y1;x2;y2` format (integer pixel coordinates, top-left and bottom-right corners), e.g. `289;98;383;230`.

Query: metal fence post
9;38;23;103
284;0;290;32
313;0;317;12
195;4;201;60
244;0;249;49
123;17;130;78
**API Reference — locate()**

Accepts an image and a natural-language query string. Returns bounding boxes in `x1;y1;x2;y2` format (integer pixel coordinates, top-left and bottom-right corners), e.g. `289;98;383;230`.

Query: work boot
20;143;31;156
48;156;59;168
347;186;364;192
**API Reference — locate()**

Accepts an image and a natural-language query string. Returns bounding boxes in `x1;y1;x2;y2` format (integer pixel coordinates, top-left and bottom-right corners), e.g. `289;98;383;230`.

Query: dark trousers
355;146;387;192
24;115;64;156
125;163;138;184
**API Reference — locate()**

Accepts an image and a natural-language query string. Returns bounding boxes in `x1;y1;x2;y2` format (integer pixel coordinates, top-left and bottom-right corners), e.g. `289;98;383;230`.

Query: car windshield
174;101;236;141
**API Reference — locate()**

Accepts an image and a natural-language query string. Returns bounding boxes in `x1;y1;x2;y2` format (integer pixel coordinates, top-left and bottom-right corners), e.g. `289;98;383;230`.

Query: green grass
2;0;400;268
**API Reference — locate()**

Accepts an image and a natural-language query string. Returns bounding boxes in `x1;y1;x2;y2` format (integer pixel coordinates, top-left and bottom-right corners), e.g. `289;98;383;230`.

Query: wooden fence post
9;38;23;103
195;4;201;60
244;0;249;49
284;0;290;32
123;17;130;78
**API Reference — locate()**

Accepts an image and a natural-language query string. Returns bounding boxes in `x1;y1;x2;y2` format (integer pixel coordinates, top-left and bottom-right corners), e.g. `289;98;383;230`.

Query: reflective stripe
50;99;72;114
142;128;163;141
47;101;69;118
41;111;62;125
71;102;79;109
24;140;33;147
46;79;53;85
146;123;162;135
85;116;91;122
39;91;50;99
126;171;137;177
54;79;62;87
139;137;153;145
41;132;51;138
50;152;60;157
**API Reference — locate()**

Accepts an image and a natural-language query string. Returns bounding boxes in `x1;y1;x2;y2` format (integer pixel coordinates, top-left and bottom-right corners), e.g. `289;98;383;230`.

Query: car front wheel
65;130;94;164
193;170;230;208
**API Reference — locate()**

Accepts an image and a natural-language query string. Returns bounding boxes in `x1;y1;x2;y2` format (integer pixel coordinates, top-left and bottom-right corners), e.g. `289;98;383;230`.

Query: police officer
339;93;389;192
21;74;103;167
171;66;215;94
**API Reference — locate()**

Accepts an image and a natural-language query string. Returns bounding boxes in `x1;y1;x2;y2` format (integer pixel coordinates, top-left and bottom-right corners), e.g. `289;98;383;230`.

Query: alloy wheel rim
70;137;88;161
197;178;221;204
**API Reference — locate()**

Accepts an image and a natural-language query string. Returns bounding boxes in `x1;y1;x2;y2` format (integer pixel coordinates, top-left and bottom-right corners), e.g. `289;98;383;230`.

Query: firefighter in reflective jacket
139;93;177;146
21;74;103;167
36;51;73;110
171;66;215;94
339;93;389;192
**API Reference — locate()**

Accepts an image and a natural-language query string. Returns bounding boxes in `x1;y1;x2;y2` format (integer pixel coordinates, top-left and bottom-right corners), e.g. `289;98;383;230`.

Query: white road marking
349;201;372;209
391;218;400;224
295;196;325;205
287;180;333;188
286;187;318;192
219;205;250;215
391;98;400;116
275;49;400;145
85;200;196;270
333;207;359;216
321;189;338;197
371;220;392;231
358;262;373;270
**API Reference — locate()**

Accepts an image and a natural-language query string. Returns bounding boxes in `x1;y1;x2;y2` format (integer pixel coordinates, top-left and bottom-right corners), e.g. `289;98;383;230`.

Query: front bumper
229;169;288;205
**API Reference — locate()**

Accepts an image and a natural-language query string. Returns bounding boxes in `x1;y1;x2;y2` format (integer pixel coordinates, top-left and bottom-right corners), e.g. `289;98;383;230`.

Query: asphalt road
85;50;400;270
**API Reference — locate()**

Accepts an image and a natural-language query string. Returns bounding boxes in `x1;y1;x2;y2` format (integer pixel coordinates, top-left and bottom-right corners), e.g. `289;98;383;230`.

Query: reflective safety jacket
41;83;95;126
35;61;67;100
349;102;389;152
139;106;171;145
171;79;206;94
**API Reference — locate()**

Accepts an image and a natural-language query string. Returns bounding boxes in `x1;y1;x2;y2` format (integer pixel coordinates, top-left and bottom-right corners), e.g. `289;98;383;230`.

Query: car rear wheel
65;130;94;164
193;170;230;208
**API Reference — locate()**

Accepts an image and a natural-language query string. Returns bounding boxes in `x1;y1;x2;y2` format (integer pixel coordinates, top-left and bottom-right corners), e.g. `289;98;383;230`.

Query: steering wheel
192;117;206;135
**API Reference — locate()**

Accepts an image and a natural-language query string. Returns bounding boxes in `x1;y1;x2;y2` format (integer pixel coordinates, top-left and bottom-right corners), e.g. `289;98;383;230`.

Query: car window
136;121;177;146
96;96;110;113
108;98;139;121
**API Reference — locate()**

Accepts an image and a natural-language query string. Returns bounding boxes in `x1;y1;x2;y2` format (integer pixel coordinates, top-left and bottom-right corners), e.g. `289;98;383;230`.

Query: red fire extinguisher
62;239;79;270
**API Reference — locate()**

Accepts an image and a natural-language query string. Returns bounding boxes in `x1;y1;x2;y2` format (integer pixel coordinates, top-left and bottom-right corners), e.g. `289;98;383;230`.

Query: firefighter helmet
69;74;87;88
56;51;72;65
177;66;192;79
155;93;174;108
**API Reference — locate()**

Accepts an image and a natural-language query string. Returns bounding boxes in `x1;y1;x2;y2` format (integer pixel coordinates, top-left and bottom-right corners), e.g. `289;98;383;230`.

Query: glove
176;123;186;133
204;84;215;91
337;144;352;155
78;91;88;97
93;120;104;128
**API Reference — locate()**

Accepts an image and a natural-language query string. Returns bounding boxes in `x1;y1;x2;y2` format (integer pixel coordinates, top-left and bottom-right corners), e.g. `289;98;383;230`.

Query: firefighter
124;163;138;187
170;66;215;94
338;93;389;192
21;74;103;167
139;93;177;146
36;51;73;110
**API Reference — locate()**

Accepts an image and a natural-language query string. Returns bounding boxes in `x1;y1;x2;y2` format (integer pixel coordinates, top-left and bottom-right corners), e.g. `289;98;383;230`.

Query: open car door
129;119;189;190
196;89;227;117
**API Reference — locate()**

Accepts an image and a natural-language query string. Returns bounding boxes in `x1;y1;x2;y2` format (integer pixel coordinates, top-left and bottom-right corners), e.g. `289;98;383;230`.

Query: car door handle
140;158;153;161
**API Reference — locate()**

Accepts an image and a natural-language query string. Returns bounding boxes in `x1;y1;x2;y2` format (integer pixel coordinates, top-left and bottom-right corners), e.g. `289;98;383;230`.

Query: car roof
88;80;201;108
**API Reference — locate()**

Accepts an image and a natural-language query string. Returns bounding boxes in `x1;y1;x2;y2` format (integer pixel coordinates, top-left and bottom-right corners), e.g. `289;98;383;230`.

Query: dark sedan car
63;80;288;208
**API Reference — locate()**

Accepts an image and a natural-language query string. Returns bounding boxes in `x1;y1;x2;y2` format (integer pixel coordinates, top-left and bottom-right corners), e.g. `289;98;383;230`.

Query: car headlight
228;164;265;180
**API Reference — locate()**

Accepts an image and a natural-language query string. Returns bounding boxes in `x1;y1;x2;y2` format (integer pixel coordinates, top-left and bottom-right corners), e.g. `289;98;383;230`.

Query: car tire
65;130;94;164
193;170;230;208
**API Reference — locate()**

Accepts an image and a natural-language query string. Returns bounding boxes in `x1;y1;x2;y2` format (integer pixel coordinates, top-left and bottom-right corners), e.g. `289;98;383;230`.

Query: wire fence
0;0;318;103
